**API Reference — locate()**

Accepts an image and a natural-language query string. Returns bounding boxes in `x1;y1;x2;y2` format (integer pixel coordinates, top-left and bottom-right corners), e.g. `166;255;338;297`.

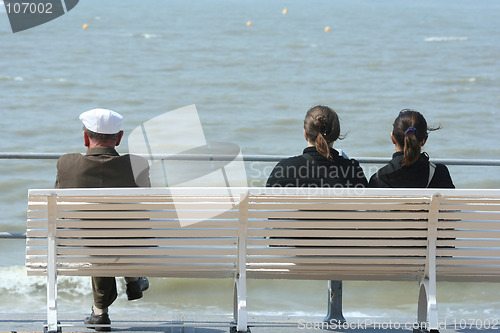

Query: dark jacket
369;152;454;188
55;147;150;188
266;147;368;188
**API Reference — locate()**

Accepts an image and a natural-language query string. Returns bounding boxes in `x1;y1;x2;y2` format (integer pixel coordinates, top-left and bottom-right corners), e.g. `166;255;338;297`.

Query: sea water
0;0;499;320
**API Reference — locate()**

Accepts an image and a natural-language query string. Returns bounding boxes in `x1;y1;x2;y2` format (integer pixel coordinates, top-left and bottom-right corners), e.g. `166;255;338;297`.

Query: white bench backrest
245;193;432;281
26;188;243;278
435;194;500;282
26;187;500;282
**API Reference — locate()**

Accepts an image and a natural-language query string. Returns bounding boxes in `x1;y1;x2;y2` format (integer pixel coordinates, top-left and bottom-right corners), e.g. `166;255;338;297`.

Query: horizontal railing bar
0;232;26;239
1;152;500;166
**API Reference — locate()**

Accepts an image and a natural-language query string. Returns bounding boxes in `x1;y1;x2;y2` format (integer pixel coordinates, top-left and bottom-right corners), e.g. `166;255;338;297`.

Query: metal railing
2;152;500;239
2;152;500;166
0;232;26;239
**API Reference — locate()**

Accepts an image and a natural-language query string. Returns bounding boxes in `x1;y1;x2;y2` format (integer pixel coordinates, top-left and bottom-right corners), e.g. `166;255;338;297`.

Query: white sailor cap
79;108;123;134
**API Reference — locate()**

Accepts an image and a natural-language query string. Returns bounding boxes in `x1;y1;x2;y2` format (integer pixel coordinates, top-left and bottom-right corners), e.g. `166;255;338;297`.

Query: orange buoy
324;26;331;32
246;21;252;27
82;24;89;30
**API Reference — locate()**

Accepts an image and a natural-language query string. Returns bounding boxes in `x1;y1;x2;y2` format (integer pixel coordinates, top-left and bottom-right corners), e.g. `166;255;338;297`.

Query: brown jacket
55;147;150;188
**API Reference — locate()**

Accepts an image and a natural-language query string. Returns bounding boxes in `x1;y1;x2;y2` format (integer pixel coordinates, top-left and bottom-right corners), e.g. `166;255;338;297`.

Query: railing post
324;280;346;323
46;193;59;333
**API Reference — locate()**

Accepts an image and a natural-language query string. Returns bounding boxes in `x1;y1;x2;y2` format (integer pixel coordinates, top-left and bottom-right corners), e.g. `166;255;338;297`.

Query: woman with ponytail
266;105;367;188
369;109;454;188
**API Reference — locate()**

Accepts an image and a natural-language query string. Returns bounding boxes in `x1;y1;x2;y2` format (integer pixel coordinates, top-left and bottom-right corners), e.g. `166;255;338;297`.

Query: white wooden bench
26;187;500;333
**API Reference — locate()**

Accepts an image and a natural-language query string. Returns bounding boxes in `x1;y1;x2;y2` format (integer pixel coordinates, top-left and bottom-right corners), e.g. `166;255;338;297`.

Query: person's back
56;148;150;188
369;109;454;189
266;105;367;188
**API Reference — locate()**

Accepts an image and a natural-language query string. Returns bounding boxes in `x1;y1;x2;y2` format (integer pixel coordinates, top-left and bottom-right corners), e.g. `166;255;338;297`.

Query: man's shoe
126;277;149;301
84;311;111;332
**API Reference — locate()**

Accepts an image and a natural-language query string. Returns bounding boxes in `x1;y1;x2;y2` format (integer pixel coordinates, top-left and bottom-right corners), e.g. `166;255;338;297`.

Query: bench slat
247;247;426;256
245;271;422;281
26;255;238;264
53;229;237;238
248;238;427;247
247;229;427;238
247;256;425;265
250;196;431;204
248;203;432;211
28;269;236;278
437;265;500;272
27;238;237;247
52;210;237;220
438;230;500;238
437;204;500;212
27;247;237;256
248;220;429;229
438;249;500;257
31;202;238;211
438;221;500;229
440;198;500;204
249;211;430;220
439;212;500;221
30;194;239;203
437;239;500;247
246;263;423;271
55;247;236;256
26;229;238;238
27;219;238;229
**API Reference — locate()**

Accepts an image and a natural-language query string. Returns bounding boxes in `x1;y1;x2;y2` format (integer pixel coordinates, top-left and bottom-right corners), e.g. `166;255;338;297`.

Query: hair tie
404;127;417;135
321;124;328;137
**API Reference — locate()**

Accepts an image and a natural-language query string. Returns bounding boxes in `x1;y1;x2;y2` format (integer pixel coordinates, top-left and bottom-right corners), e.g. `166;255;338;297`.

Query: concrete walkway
1;313;496;333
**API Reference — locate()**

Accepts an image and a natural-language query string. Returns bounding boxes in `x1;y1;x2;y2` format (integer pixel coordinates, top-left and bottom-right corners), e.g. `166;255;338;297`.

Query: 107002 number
5;2;53;14
452;319;499;330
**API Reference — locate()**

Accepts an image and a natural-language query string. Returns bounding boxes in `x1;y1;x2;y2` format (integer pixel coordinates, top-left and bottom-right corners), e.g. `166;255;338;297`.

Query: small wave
0;76;25;81
119;33;162;39
424;36;468;42
0;266;95;295
42;77;76;87
43;78;68;82
461;77;476;83
141;33;161;39
0;266;46;294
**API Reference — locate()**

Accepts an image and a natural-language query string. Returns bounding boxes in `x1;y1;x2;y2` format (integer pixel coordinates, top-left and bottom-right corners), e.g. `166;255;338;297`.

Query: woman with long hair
266;105;367;188
369;109;454;188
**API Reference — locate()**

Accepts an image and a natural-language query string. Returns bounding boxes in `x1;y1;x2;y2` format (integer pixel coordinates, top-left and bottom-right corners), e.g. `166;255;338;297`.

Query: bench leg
46;271;60;333
416;279;439;333
233;277;250;332
323;280;345;323
46;193;61;333
46;260;61;332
